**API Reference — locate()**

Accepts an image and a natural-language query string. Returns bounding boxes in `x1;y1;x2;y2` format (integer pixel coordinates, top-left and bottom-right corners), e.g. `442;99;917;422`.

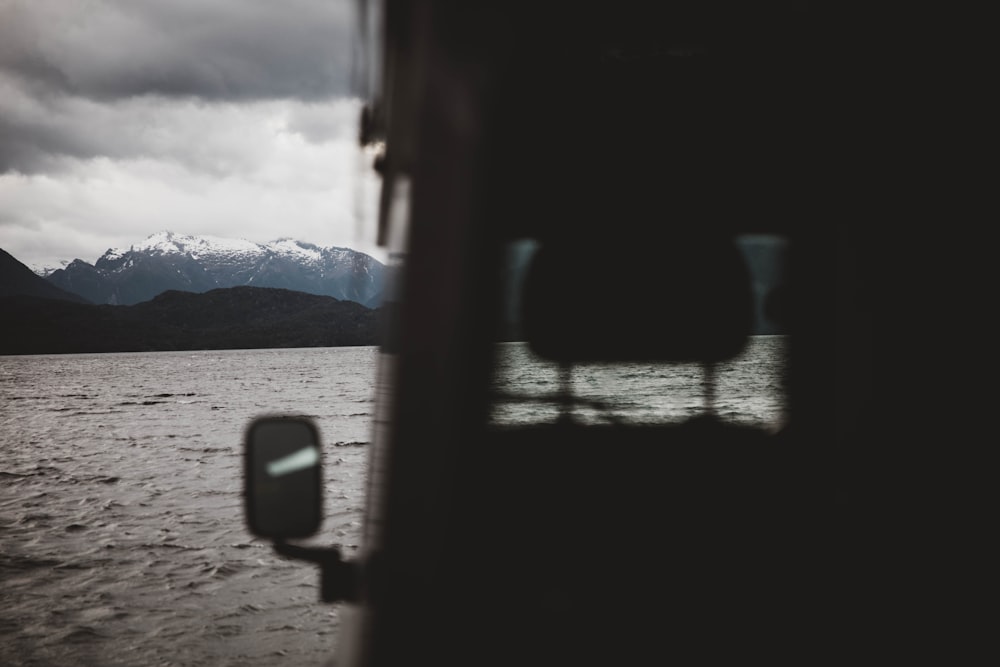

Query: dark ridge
0;248;91;304
0;286;383;355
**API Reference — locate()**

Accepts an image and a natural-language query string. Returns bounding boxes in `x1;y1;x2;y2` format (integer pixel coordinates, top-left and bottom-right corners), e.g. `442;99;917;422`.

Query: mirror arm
273;541;362;604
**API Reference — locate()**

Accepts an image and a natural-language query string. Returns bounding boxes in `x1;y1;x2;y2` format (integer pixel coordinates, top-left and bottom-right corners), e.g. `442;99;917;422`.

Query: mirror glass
244;416;323;539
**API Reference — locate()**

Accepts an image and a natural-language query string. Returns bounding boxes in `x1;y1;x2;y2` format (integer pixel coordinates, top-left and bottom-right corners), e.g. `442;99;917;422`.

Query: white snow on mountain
103;231;358;267
125;231;263;260
269;238;323;264
31;260;70;277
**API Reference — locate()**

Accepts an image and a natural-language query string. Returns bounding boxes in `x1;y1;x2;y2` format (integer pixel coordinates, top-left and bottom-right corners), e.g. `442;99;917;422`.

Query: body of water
1;338;786;666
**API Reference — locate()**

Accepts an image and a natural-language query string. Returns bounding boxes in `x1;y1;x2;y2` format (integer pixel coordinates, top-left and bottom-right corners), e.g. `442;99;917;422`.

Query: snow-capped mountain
45;231;386;307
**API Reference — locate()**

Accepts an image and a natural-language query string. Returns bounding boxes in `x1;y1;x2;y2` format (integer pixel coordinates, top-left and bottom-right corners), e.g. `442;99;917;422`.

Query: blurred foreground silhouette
245;2;969;666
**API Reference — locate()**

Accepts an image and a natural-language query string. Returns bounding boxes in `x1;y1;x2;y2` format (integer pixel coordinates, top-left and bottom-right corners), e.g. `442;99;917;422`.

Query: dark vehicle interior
245;2;967;665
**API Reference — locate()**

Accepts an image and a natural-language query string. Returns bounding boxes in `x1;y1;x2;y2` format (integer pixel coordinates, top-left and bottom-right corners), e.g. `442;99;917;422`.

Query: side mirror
244;416;323;539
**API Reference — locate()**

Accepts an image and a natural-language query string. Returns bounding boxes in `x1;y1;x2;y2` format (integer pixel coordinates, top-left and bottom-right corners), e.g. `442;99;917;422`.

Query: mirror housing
244;415;323;539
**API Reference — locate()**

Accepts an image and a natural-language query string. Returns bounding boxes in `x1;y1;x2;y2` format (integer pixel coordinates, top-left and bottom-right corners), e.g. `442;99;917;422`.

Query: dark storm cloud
0;76;362;175
0;0;357;102
0;81;115;173
0;0;362;175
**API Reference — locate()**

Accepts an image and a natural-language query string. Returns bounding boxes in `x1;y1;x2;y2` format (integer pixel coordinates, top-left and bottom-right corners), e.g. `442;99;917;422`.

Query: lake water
1;338;786;666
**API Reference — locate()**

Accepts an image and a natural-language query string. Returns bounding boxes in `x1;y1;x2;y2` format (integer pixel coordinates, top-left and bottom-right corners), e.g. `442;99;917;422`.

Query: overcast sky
0;0;386;271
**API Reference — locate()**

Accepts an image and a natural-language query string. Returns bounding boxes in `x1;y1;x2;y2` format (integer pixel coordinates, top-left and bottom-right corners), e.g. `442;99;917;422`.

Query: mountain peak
46;232;387;307
129;231;257;258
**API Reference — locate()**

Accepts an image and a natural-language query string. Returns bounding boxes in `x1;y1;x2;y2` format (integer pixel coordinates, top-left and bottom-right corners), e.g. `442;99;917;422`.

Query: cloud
0;75;363;174
0;0;386;270
0;0;357;102
0;0;363;174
